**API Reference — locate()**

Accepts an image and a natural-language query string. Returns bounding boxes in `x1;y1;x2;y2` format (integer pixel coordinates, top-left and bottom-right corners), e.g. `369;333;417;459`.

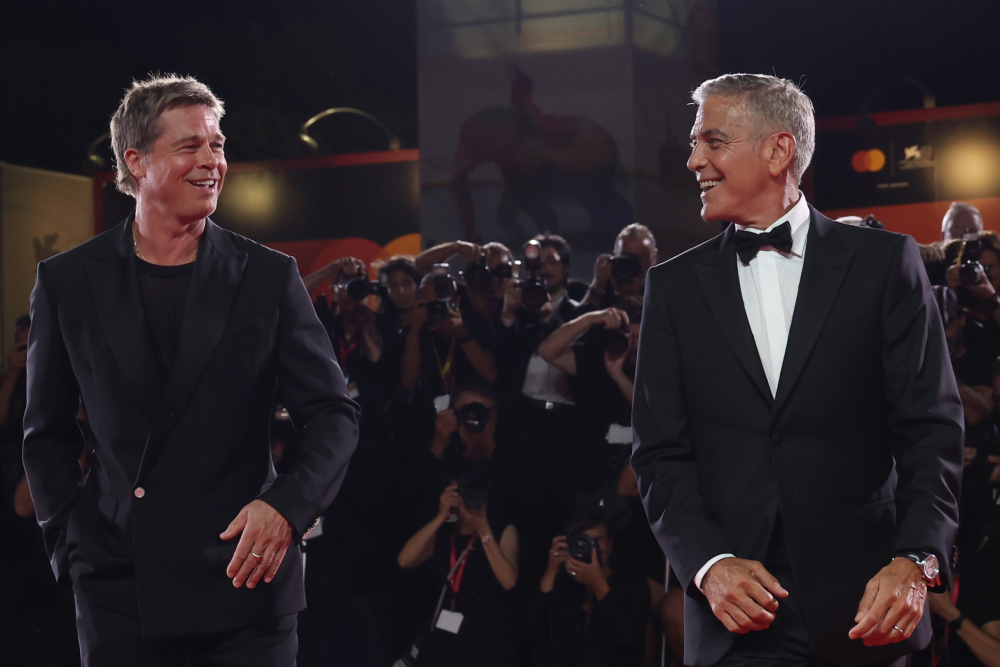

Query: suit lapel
84;216;163;422
135;219;248;484
693;226;774;406
772;209;855;415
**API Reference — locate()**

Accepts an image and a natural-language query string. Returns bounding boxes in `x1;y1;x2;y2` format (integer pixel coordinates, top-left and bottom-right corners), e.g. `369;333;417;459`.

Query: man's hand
588;307;629;330
438;484;460;520
564;550;610;599
964;267;998;304
605;349;627;379
848;557;927;646
429;306;466;338
220;499;294;589
8;343;27;372
702;557;788;634
453;241;483;264
592;254;612;289
432;409;458;457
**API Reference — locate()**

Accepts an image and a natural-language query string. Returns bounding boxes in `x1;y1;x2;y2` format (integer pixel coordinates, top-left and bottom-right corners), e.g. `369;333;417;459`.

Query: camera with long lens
602;322;630;358
455;401;491;434
463;254;514;292
346;274;384;302
451;459;491;510
425;263;457;323
960;232;985;286
463;253;492;292
516;240;549;311
566;532;602;566
610;252;643;284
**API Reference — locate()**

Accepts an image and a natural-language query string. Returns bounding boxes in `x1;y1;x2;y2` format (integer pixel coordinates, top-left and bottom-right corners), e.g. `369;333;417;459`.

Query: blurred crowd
2;207;1000;666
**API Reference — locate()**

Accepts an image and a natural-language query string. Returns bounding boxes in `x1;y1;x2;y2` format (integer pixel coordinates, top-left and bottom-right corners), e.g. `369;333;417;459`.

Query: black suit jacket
22;217;360;637
632;208;963;666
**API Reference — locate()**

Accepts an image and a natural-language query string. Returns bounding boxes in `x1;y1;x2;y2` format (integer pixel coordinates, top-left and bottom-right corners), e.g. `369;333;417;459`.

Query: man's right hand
592;253;612;288
432;409;458;456
702;557;788;634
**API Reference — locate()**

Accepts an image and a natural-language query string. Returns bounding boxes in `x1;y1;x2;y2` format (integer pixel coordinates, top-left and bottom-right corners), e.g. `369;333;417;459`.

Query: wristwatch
894;551;941;587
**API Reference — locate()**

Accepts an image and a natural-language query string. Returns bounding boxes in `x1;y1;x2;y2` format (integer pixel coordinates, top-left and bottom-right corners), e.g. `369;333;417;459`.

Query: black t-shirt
135;257;194;371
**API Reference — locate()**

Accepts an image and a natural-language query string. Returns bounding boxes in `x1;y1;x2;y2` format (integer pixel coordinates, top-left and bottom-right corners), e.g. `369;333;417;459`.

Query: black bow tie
734;221;793;264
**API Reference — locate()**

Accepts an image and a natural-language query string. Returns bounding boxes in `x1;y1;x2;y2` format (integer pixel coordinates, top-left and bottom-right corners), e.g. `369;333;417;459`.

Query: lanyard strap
338;335;360;364
433;337;457;394
448;529;477;595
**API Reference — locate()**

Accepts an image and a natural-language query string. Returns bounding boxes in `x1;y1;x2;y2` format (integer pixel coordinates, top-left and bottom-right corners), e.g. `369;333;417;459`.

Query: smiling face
129;104;226;223
687;95;776;226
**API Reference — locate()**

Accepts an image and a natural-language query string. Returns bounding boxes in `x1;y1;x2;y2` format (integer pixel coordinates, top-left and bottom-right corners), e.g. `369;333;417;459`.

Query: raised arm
539;308;626;376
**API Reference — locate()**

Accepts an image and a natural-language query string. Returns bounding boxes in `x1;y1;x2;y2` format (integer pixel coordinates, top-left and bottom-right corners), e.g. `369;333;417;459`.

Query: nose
198;143;220;172
687;142;706;172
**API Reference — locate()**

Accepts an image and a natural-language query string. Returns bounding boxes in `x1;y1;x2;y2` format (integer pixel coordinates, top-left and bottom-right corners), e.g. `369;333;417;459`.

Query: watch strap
949;614;967;633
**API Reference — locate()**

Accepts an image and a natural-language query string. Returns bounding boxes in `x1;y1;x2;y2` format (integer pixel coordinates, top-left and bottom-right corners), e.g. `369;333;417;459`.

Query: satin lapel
135;220;248;484
772;209;855;415
83;217;163;422
693;226;774;405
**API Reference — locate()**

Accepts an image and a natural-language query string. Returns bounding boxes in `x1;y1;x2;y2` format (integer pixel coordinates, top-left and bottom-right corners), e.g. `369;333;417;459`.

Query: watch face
923;553;940;579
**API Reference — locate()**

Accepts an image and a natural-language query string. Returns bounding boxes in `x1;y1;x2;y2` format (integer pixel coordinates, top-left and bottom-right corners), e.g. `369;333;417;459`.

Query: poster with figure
418;0;720;274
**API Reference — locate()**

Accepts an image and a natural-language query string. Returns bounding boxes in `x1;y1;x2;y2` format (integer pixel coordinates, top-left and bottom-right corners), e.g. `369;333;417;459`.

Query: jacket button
771;433;783;446
134;487;146;499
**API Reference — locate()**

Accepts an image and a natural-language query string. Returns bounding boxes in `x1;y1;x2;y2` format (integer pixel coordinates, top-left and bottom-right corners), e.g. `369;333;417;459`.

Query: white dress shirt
693;194;812;592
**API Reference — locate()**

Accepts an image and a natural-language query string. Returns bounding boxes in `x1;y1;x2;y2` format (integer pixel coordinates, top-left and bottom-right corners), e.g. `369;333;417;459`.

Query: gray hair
110;74;225;197
692;74;815;184
942;202;983;233
615;223;656;249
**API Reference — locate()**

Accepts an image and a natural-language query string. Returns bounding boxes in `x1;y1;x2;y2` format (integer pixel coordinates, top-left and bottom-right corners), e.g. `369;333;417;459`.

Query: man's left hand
848;557;927;646
220;499;294;589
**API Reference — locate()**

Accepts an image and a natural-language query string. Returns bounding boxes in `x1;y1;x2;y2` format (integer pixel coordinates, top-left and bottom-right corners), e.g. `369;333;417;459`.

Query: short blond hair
110;74;225;197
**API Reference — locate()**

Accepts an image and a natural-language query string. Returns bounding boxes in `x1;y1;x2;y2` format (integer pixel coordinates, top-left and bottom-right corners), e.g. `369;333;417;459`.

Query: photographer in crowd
582;224;657;309
396;420;521;665
539;298;641;488
522;504;650;667
922;203;985;285
418;240;515;324
494;235;587;536
946;230;1000;369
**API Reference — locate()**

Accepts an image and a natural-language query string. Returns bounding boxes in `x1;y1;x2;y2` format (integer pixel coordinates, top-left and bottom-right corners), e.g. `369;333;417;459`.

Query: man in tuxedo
22;75;360;665
632;74;963;666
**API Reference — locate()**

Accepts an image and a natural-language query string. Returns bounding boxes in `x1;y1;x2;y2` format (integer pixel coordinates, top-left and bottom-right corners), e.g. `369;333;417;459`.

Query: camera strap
448;530;478;595
433;338;457;393
338;335;360;365
429;531;476;631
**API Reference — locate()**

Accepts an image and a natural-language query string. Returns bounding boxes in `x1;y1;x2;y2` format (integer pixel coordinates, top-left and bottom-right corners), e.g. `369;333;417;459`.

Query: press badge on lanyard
436;532;476;634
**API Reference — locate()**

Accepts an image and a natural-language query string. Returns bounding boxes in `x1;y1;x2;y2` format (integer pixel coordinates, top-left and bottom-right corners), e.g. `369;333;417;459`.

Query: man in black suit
632;74;963;666
22;75;360;665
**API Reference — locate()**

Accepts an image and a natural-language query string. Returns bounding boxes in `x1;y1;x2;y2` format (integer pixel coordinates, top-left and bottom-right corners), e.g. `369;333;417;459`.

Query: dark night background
1;0;997;176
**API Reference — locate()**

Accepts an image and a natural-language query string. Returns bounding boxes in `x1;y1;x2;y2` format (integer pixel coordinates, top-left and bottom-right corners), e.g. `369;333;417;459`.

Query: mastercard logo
852;149;887;173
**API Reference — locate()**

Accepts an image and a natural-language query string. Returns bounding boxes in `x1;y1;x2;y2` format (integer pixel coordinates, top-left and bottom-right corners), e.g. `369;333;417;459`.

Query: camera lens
345;277;378;301
457;402;491;433
610;253;643;283
566;533;596;563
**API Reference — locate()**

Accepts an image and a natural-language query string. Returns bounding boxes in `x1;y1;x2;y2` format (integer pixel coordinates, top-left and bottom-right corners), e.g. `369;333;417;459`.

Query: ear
123;148;146;181
765;131;797;178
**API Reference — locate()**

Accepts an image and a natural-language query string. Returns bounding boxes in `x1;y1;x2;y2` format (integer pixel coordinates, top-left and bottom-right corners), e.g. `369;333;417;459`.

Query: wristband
949;614;967;633
480;533;493;544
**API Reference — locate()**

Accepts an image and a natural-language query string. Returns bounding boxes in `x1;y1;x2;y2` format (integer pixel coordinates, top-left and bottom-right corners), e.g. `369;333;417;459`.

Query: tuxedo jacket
22;217;360;637
632;208;963;667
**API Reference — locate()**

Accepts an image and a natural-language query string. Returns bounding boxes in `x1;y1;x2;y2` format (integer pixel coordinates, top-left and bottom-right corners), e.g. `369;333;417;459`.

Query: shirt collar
735;194;811;258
